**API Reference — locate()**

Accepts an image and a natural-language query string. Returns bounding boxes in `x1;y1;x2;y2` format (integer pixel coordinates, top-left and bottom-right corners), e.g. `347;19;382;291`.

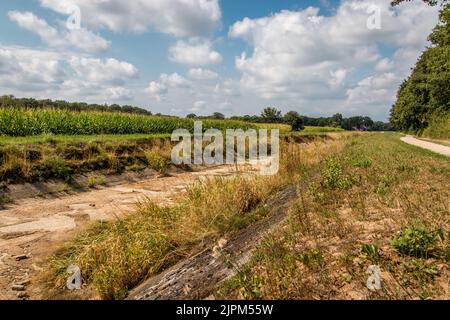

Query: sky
0;0;442;121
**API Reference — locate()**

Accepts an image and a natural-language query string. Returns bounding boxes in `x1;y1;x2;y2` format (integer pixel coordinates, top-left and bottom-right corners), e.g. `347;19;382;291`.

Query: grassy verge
0;137;174;185
218;133;449;300
0;133;172;146
46;133;350;299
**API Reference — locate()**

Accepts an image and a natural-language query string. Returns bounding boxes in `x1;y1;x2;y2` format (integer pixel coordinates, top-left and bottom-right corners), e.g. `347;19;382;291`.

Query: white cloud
146;73;190;101
8;11;59;45
106;87;133;100
188;68;218;80
0;47;65;91
160;73;190;88
192;100;207;111
0;45;140;105
229;0;440;118
218;101;232;111
39;0;221;37
346;72;399;105
169;39;222;66
329;68;348;88
214;79;240;97
375;58;394;72
146;82;168;102
64;28;110;53
8;11;110;53
69;57;138;85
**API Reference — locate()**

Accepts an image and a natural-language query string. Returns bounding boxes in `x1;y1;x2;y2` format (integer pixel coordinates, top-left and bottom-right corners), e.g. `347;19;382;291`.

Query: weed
397;163;417;172
228;265;262;300
361;244;380;263
391;226;441;258
55;183;71;193
297;249;325;268
307;182;325;202
87;175;97;188
36;191;46;198
145;151;169;174
348;155;372;168
321;157;354;189
98;176;106;186
0;194;12;208
407;260;438;284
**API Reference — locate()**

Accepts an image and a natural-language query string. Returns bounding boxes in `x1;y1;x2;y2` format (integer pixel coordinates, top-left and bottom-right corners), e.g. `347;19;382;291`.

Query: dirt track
401;135;450;157
0;165;242;300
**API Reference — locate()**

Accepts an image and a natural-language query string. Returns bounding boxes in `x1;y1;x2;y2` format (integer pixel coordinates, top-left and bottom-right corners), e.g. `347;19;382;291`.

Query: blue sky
0;0;441;120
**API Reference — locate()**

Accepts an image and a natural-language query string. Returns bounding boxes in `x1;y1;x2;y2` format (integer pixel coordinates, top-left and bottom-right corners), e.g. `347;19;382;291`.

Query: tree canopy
284;111;305;131
261;107;283;123
390;5;450;131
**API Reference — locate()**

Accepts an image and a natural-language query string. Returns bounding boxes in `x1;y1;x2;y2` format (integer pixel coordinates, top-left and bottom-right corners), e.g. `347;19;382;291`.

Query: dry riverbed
0;164;253;300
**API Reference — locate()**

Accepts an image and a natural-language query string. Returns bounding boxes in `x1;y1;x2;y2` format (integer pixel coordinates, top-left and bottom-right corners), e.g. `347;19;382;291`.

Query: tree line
0;95;152;116
188;107;392;132
390;4;449;133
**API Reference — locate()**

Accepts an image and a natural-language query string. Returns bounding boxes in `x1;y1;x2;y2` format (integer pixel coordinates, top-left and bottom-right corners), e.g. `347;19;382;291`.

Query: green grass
0;133;172;146
303;126;345;133
0;130;336;146
254;123;292;134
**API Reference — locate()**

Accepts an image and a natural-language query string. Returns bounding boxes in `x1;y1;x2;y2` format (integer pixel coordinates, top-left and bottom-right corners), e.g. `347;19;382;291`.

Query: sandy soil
0;164;250;300
401;135;450;157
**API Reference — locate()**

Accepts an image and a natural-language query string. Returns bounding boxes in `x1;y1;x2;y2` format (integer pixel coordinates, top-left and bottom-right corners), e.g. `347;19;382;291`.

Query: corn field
0;108;257;137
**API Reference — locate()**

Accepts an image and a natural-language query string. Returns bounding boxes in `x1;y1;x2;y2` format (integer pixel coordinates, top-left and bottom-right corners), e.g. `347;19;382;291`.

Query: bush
391;226;442;258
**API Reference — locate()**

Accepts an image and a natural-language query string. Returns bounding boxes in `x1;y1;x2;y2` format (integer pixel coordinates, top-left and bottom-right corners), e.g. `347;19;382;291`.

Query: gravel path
401;135;450;157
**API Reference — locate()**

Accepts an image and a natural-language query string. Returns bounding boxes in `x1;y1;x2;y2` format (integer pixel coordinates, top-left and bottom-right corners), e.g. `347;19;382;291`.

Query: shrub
361;244;380;263
391;226;442;258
